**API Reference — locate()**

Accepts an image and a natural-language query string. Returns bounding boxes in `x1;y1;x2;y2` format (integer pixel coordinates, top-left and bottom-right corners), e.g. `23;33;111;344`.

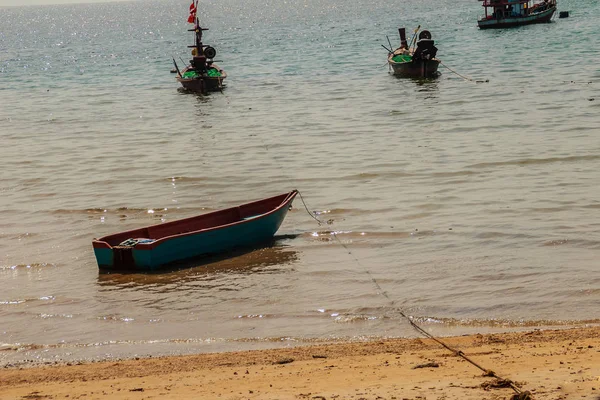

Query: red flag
187;1;196;24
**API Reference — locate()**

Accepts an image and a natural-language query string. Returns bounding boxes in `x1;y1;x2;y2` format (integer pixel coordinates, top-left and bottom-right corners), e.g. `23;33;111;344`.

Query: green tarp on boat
182;68;222;79
391;54;412;63
182;70;199;79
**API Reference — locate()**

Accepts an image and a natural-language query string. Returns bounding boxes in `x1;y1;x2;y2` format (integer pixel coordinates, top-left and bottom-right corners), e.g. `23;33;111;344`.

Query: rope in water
296;190;531;400
439;60;489;84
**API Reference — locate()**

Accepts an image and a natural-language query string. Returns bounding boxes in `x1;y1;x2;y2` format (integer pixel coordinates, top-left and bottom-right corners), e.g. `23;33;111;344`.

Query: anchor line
439;60;488;84
296;190;531;399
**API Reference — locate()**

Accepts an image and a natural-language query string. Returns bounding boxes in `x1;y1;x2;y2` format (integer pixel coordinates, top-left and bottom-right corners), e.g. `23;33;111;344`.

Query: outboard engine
191;55;208;73
413;38;438;61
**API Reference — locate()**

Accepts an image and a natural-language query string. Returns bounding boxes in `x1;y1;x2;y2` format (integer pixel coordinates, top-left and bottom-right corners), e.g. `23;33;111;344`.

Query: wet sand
1;326;599;400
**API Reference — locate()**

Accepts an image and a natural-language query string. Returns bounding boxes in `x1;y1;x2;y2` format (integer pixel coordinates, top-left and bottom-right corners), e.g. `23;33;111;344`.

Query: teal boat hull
92;190;297;271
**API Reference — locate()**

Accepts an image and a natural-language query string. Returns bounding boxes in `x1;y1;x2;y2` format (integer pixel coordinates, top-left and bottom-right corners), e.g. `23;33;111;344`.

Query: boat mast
187;0;210;72
191;0;204;57
195;2;203;58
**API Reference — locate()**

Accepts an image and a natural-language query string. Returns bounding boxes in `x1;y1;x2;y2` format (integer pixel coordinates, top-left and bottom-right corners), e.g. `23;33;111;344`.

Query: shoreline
2;326;599;399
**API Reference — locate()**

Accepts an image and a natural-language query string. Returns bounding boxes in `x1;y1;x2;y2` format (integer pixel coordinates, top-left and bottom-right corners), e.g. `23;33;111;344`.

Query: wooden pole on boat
409;25;421;49
195;17;200;55
386;35;394;52
381;44;393;54
172;57;182;77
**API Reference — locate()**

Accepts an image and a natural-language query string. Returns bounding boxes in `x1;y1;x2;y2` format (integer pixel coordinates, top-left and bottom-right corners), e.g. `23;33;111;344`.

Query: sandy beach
2;326;599;400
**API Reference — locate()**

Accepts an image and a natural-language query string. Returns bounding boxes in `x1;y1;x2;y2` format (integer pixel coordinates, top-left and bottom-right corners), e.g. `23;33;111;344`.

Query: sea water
0;0;599;364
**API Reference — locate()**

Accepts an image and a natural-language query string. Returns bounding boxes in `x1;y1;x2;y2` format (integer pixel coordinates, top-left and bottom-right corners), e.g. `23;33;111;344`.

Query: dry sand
1;326;600;400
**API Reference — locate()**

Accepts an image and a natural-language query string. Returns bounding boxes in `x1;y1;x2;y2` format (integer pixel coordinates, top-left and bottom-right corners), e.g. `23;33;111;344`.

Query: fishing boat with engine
92;190;297;271
478;0;557;29
387;27;440;78
172;0;226;93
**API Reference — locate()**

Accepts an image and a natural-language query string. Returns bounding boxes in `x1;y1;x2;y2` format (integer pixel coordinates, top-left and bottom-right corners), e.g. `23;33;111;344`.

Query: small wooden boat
173;1;226;94
92;190;297;271
387;27;440;78
478;0;557;29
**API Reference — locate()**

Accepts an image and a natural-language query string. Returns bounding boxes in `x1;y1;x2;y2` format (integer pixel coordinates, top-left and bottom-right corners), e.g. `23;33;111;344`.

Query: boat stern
92;240;155;271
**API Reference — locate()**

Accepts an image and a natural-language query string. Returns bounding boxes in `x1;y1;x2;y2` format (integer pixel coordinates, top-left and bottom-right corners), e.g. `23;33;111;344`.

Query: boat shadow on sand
96;236;300;285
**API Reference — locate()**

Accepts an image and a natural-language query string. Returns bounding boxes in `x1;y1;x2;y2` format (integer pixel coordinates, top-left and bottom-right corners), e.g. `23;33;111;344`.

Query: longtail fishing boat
387;27;440;78
478;0;557;29
172;0;226;94
92;190;297;271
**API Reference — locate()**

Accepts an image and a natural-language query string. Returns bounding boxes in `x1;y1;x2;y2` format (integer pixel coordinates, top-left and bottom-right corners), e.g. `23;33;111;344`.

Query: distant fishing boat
387;27;440;78
92;190;297;271
478;0;557;29
172;0;226;94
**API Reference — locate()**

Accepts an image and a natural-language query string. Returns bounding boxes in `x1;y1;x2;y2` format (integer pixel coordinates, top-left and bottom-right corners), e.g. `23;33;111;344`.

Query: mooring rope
296;190;531;400
439;60;489;84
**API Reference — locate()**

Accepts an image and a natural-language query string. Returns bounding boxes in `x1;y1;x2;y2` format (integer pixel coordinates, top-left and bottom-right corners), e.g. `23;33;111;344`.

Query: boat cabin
480;0;554;20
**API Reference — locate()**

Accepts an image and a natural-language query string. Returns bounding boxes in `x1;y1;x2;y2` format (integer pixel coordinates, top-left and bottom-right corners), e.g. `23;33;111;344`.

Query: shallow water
1;0;599;365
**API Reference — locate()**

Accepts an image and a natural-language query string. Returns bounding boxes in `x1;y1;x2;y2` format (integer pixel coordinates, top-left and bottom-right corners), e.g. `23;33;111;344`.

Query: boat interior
98;192;294;246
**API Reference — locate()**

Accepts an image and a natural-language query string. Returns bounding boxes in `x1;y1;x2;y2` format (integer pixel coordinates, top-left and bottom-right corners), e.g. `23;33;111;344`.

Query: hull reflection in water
97;241;299;289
